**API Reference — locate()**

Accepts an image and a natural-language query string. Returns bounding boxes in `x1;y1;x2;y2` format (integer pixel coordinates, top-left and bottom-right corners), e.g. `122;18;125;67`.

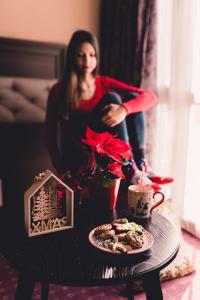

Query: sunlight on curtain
155;0;200;238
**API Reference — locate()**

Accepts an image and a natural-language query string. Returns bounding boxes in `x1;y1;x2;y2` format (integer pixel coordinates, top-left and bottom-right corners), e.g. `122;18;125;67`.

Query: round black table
0;206;179;300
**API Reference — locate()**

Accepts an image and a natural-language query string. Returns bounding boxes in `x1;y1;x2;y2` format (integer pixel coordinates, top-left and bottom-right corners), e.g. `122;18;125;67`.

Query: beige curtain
155;0;200;238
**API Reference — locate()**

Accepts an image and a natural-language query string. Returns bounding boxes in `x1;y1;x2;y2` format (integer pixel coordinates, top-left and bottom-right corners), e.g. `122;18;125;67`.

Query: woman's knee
124;91;139;101
102;92;123;105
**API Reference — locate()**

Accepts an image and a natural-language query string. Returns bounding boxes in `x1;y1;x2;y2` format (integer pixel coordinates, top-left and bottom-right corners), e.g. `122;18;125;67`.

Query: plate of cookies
88;218;154;254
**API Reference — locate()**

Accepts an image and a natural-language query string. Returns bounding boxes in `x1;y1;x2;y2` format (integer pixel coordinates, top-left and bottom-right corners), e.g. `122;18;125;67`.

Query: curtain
155;0;200;238
100;0;157;161
100;0;157;88
100;0;138;84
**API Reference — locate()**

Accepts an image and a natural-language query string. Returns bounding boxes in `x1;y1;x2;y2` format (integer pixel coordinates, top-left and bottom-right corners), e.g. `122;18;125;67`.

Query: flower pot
89;178;121;210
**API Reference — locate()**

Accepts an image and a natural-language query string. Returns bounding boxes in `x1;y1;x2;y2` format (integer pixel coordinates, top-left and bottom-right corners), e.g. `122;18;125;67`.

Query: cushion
132;199;195;292
0;76;56;123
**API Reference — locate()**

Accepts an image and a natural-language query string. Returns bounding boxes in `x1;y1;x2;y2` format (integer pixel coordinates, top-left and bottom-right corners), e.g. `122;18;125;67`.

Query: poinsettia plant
79;128;132;187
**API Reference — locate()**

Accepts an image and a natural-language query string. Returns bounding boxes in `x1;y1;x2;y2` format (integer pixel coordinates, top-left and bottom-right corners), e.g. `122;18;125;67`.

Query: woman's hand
101;104;127;127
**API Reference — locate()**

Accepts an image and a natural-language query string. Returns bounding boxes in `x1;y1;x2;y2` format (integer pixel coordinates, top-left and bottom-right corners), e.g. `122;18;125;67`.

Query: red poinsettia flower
81;128;132;163
107;162;125;179
80;128;132;180
61;128;133;191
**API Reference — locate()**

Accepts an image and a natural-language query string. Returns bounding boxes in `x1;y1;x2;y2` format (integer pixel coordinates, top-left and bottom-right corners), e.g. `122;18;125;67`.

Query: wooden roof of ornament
24;170;74;199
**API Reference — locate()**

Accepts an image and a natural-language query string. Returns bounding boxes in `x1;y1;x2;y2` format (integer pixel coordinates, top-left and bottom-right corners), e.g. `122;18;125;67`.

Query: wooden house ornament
24;170;74;237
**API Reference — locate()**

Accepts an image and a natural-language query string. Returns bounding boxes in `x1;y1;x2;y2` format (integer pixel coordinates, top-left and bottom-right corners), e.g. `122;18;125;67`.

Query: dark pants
89;92;146;165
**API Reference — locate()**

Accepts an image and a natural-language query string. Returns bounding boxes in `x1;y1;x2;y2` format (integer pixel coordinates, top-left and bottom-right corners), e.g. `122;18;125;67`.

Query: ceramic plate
88;226;154;255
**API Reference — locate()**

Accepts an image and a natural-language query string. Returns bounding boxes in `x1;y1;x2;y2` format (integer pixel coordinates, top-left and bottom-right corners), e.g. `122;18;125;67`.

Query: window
156;0;200;237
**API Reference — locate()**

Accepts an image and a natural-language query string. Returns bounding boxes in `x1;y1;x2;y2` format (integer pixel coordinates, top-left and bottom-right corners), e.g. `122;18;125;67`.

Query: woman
45;30;171;186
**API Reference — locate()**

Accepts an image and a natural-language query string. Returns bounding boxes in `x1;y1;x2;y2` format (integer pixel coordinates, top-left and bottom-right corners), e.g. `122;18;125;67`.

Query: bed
0;37;66;222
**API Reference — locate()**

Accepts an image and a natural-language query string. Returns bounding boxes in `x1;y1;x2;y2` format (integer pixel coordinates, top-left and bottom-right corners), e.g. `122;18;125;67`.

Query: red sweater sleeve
45;83;64;174
103;77;157;114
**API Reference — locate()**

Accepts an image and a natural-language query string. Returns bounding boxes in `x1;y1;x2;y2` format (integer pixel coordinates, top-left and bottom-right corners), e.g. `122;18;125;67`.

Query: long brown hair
58;30;100;117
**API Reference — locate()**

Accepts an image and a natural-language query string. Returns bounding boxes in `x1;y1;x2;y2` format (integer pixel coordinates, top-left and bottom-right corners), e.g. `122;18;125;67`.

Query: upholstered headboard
0;38;65;223
0;37;65;79
0;76;56;122
0;37;65;123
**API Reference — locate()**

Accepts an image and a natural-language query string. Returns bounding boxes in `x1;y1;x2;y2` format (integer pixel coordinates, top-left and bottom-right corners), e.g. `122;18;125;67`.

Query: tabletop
0;204;180;300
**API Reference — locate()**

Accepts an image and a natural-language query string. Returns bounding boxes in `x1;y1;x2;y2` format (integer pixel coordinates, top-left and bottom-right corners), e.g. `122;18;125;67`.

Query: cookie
126;231;144;249
116;232;128;242
112;218;128;226
96;229;115;240
94;224;112;235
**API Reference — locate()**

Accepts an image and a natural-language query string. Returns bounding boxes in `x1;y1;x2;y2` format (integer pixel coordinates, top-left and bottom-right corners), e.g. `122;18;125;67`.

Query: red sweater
45;76;157;173
77;76;156;114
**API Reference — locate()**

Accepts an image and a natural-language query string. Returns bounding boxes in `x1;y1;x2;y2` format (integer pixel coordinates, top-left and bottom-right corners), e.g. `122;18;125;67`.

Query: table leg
126;280;135;300
15;274;35;300
41;282;49;300
143;271;163;300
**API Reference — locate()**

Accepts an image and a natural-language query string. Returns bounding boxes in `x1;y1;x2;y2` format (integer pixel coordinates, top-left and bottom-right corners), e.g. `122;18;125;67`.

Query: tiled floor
0;230;199;300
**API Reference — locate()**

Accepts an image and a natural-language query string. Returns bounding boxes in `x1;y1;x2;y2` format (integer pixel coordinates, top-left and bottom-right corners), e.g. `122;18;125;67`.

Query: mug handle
150;191;165;213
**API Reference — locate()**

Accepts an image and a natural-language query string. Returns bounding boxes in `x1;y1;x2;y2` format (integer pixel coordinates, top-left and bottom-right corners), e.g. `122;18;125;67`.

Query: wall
0;0;100;44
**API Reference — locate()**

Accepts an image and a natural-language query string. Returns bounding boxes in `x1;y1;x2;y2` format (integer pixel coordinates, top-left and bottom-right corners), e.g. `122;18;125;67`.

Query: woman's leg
89;92;129;143
123;92;147;169
123;92;173;185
